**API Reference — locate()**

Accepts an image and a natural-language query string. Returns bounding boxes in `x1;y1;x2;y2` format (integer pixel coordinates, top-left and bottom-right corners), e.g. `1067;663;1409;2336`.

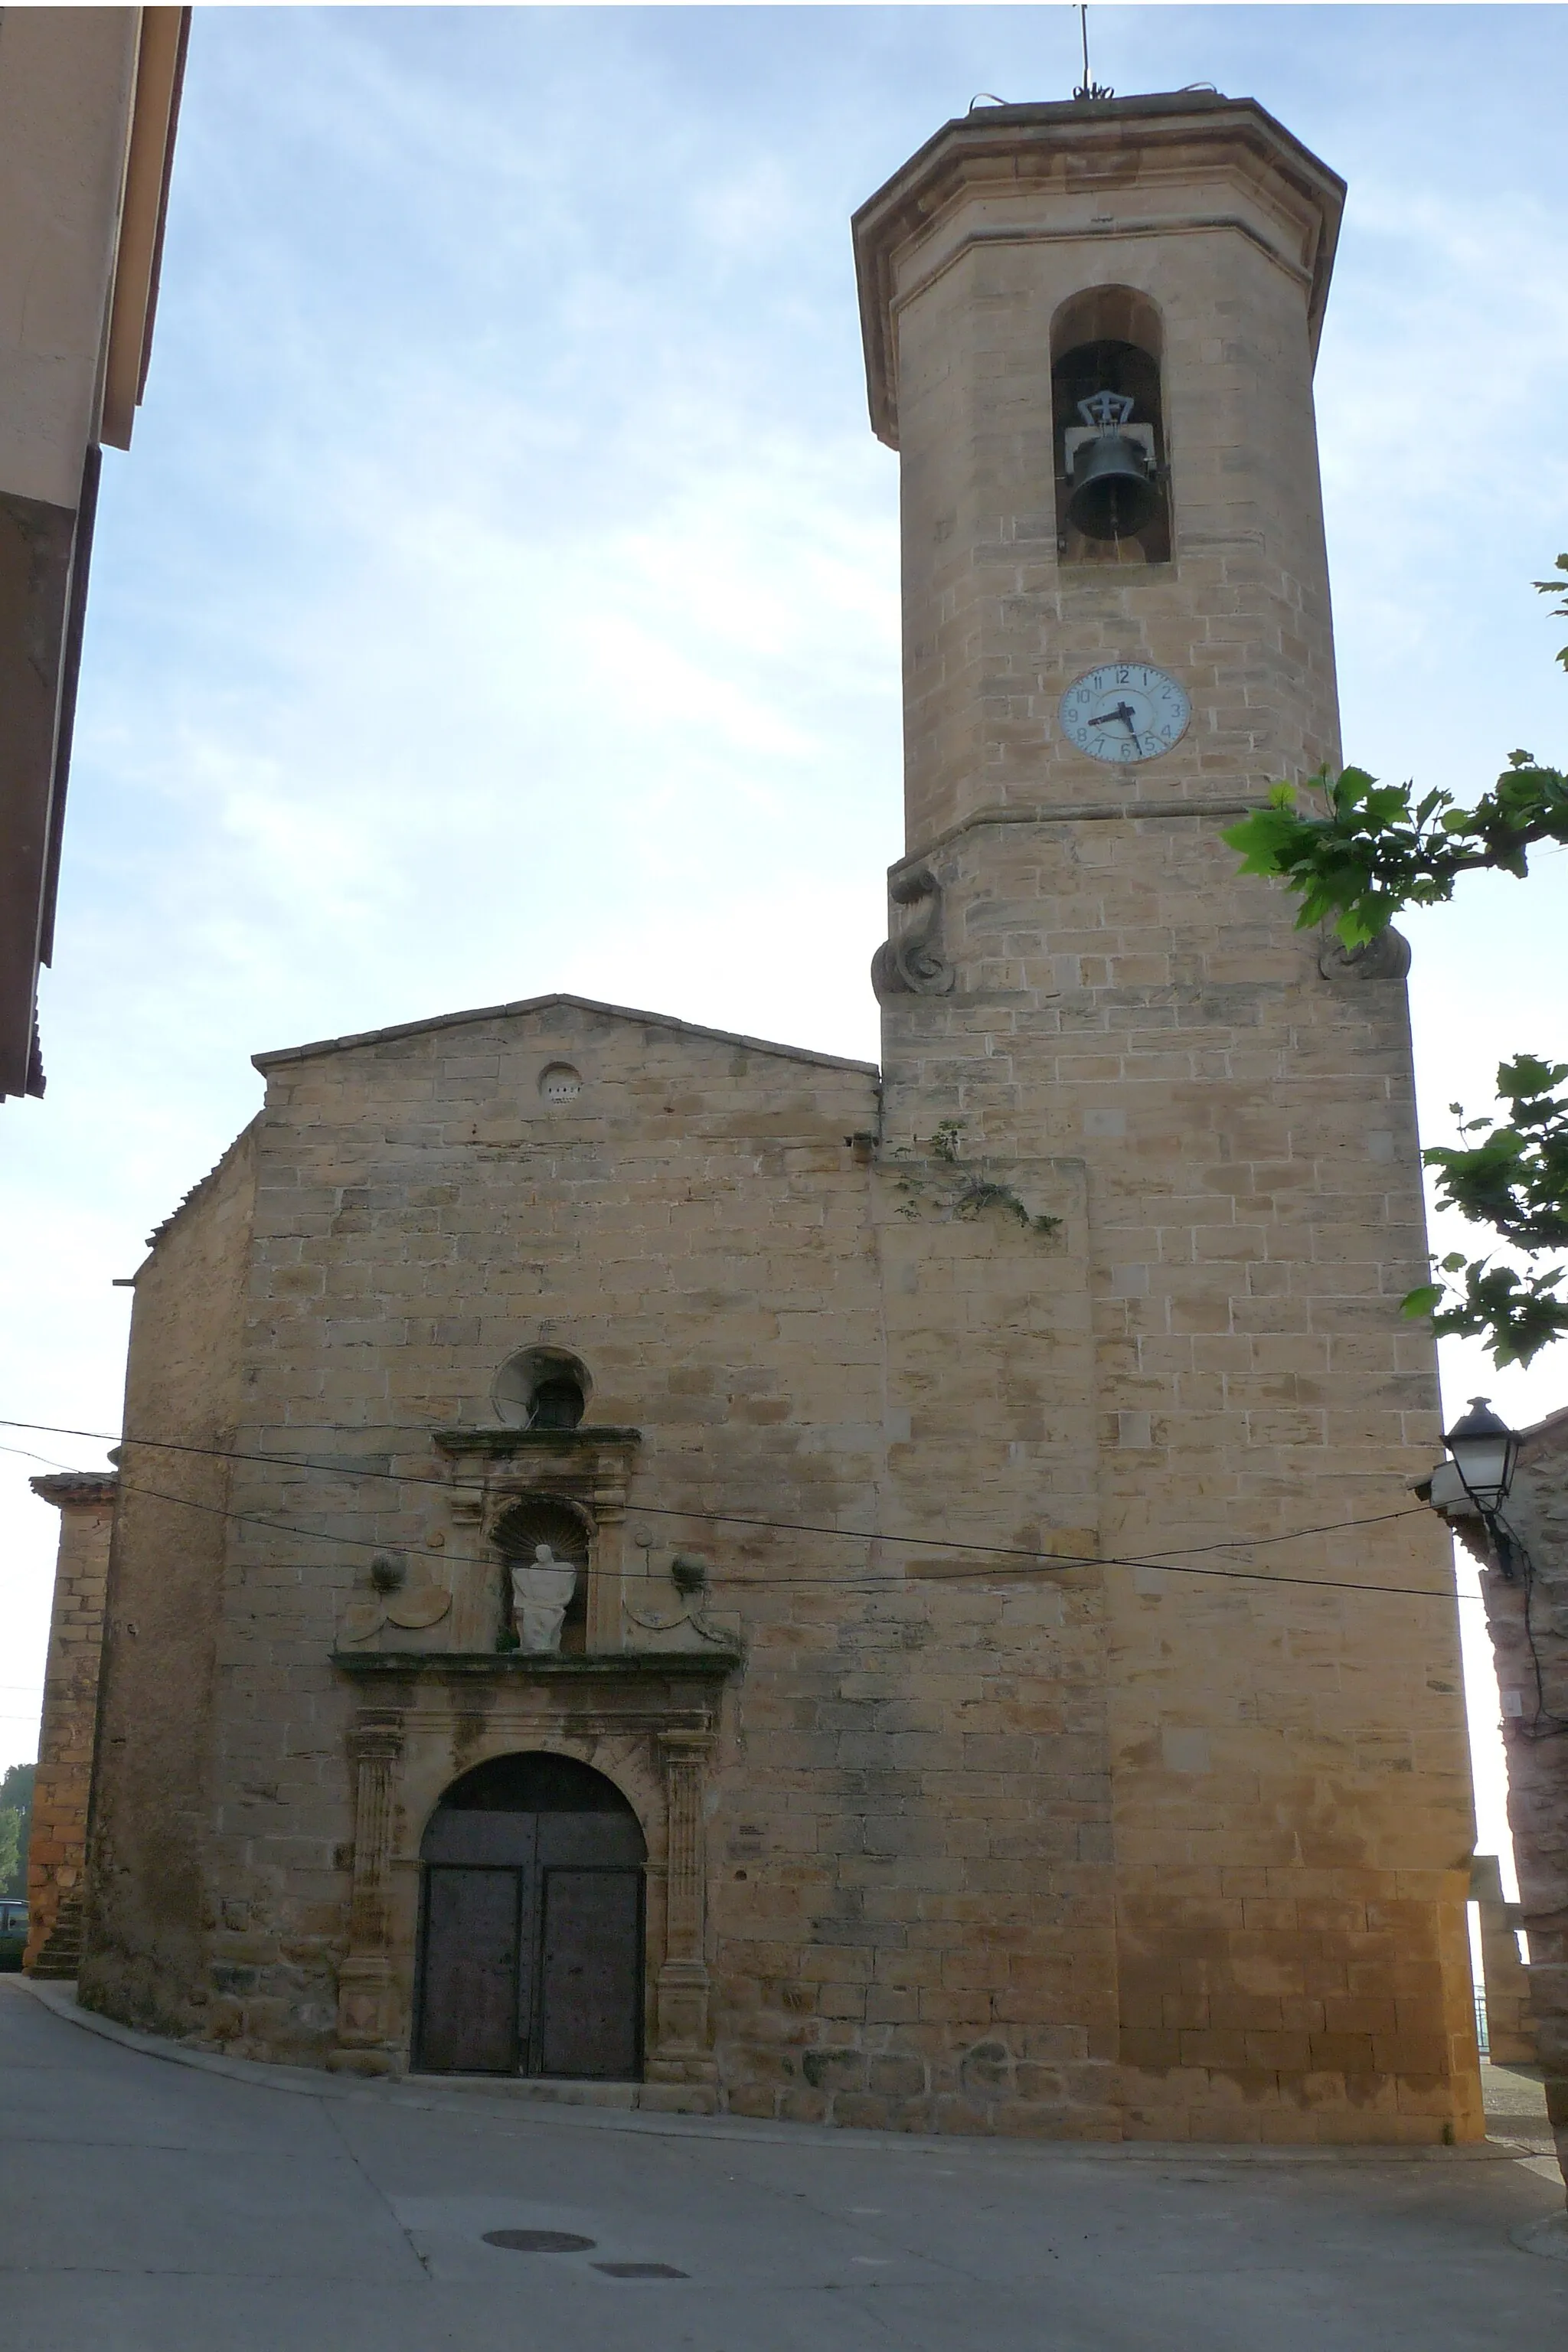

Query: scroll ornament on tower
871;865;956;1000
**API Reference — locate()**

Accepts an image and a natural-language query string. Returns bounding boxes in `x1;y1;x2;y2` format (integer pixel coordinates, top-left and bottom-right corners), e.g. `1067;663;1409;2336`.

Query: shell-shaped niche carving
491;1494;591;1563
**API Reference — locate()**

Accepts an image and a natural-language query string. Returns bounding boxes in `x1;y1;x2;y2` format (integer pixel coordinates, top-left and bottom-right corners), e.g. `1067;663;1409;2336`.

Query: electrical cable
5;1416;1435;1569
1;1425;1477;1606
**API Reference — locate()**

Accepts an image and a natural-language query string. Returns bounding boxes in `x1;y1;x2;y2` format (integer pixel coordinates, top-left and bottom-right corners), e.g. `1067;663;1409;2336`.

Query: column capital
657;1728;714;1771
348;1710;404;1765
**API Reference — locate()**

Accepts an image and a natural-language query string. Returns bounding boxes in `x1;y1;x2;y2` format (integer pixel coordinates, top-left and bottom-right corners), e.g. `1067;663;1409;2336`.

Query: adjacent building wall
79;1119;257;2034
0;6;187;1099
24;1472;117;1965
1469;1852;1536;2066
1465;1410;1568;2196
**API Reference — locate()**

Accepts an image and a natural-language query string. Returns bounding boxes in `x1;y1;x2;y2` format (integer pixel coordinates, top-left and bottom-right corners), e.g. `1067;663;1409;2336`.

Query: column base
325;2047;399;2076
653;1955;712;2073
334;1954;397;2055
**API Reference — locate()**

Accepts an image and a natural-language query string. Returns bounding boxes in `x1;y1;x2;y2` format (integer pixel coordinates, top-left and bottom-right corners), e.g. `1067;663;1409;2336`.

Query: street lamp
1442;1397;1521;1514
1431;1396;1522;1576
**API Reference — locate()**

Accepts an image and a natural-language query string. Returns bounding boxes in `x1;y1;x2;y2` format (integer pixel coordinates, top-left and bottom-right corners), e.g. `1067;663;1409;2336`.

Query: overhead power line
1;1418;1472;1607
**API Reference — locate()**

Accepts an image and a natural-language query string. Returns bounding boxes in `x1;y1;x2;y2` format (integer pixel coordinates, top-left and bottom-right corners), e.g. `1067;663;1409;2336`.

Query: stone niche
333;1425;643;1658
435;1422;642;1655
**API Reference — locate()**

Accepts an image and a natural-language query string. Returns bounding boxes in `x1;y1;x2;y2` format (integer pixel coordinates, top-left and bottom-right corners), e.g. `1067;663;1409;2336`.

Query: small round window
492;1347;592;1430
540;1063;582;1105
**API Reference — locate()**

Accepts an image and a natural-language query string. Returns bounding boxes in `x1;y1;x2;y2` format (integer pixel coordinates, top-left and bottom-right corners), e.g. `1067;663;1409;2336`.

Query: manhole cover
483;2229;596;2253
593;2261;688;2279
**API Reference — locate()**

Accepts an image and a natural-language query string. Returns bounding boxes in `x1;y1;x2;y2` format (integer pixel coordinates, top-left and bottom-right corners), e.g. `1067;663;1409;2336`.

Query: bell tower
855;96;1484;2142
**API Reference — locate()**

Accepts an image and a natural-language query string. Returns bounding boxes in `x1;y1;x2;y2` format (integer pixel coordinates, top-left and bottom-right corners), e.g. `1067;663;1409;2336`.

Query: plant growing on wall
0;1762;34;1899
1224;558;1568;1367
884;1132;1062;1237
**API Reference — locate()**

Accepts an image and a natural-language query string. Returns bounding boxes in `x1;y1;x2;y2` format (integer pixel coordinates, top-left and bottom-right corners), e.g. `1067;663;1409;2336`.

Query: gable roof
253;991;880;1080
143;1113;260;1252
1521;1403;1568;1464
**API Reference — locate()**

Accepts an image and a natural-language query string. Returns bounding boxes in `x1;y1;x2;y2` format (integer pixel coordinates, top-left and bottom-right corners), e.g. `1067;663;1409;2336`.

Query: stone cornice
253;991;879;1079
433;1425;642;1459
890;796;1271;877
29;1472;119;1508
332;1648;740;1685
852;94;1345;448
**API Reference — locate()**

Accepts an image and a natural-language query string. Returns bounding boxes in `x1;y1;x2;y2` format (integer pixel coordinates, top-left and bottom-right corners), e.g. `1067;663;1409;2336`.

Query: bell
1067;429;1159;540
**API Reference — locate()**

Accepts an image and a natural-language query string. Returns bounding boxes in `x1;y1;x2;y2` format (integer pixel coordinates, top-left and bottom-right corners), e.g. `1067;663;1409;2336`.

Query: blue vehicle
0;1897;28;1971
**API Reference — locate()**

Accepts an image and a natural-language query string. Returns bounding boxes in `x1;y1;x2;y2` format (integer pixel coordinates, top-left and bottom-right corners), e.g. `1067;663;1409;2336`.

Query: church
35;91;1485;2142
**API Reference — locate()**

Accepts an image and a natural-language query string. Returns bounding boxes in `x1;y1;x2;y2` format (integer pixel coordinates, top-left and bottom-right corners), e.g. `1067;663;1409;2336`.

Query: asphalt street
2;1976;1563;2350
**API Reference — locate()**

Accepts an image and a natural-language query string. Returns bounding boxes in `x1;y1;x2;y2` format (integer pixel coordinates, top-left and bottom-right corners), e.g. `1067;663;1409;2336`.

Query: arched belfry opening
413;1752;645;2079
1051;286;1171;565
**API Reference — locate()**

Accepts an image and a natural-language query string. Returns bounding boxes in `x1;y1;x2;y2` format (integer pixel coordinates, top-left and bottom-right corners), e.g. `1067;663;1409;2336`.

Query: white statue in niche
510;1544;578;1654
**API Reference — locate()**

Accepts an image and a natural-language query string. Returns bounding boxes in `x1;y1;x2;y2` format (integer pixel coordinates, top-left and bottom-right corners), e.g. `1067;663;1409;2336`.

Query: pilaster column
649;1729;716;2082
588;1484;626;1651
332;1710;404;2072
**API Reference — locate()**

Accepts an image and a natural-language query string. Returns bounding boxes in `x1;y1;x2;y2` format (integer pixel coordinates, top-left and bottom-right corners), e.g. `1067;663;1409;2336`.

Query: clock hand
1089;701;1140;734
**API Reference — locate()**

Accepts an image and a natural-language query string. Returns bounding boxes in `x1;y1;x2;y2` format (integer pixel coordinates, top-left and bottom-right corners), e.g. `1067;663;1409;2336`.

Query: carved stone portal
329;1655;733;2092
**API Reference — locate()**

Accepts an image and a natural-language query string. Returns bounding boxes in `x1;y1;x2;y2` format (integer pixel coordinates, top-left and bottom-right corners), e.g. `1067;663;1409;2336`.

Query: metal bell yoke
1065;390;1159;541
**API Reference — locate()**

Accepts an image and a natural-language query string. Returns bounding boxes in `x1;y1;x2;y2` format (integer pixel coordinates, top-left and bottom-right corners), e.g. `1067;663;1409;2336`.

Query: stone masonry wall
1472;1413;1568;2200
880;815;1478;2144
24;1475;116;1965
80;1120;258;2035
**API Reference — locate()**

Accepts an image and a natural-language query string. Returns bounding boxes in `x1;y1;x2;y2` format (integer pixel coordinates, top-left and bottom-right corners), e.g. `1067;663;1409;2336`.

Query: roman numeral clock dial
1060;663;1191;765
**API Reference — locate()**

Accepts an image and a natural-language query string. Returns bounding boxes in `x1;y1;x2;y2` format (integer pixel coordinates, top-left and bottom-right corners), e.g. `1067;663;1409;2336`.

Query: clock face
1060;663;1191;765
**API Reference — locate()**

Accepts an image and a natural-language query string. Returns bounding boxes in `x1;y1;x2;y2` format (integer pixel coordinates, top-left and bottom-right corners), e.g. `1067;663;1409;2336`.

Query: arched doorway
413;1752;645;2079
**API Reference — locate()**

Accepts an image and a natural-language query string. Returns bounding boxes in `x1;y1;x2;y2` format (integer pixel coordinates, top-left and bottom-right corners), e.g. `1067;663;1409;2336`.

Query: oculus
492;1347;590;1429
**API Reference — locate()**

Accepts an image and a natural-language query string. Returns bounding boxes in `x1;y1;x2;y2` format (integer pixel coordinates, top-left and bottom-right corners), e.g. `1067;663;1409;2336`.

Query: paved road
2;1978;1563;2350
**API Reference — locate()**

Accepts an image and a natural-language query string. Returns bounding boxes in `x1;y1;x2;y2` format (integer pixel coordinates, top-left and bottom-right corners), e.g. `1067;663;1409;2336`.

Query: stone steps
28;1896;83;1981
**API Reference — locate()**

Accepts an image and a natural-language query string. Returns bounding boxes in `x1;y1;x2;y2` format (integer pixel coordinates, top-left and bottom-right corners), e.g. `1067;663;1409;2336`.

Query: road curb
8;1975;1527;2166
1511;2208;1568;2260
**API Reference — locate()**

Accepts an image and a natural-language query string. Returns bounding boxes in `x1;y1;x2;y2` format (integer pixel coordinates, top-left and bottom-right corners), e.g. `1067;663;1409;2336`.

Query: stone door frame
328;1655;731;2108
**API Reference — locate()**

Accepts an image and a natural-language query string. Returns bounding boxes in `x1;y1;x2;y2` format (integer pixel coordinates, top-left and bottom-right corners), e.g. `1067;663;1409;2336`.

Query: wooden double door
413;1755;645;2079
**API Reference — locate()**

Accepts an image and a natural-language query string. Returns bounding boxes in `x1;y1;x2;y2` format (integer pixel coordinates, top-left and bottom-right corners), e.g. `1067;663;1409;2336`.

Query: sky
3;4;1567;1906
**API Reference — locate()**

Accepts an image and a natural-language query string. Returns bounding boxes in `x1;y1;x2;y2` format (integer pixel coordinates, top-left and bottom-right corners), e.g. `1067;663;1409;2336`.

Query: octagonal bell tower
856;96;1484;2144
855;90;1344;852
